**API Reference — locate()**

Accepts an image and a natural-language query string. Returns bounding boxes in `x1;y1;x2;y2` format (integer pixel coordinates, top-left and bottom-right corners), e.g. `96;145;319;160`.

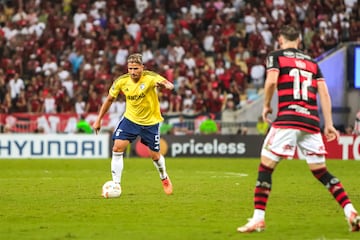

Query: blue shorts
113;117;160;152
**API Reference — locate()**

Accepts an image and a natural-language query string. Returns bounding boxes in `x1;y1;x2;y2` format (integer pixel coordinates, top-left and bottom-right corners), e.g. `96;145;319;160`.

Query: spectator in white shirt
11;7;27;23
57;62;71;81
273;0;285;8
260;25;273;47
43;91;57;113
73;7;87;30
42;57;58;75
89;3;100;19
244;11;256;35
141;44;154;64
3;21;18;40
271;5;285;21
183;52;196;70
250;57;265;89
126;19;141;40
62;77;74;98
94;0;107;10
135;0;149;14
344;0;357;14
115;46;129;66
75;95;86;115
203;29;215;56
190;2;204;19
173;41;185;63
8;73;25;101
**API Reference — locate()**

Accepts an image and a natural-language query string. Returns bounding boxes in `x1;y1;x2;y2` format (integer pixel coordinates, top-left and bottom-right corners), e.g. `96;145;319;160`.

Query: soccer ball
102;180;121;198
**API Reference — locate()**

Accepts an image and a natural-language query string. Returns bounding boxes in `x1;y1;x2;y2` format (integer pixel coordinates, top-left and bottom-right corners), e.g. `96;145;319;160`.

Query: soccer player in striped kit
237;25;360;233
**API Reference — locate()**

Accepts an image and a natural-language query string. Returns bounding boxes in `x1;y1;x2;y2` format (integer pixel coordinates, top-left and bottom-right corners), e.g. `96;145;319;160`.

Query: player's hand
262;106;273;123
156;81;174;90
92;121;101;135
156;82;165;90
323;125;339;142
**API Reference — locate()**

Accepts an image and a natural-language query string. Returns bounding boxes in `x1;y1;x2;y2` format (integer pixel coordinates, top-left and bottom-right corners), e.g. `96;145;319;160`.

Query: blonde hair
127;53;143;65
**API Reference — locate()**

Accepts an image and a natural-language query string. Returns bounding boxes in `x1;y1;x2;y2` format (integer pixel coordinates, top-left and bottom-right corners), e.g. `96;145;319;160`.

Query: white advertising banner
0;134;110;159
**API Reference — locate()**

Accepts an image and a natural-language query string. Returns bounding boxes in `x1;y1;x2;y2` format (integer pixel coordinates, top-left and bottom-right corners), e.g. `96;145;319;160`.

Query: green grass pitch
1;158;360;240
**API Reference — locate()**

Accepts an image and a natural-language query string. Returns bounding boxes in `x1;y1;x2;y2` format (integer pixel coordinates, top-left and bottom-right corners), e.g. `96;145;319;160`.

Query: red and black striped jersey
266;48;324;133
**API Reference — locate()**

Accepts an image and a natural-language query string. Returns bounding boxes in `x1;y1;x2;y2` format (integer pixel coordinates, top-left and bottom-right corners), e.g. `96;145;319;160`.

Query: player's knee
150;151;160;161
112;140;128;152
112;145;125;152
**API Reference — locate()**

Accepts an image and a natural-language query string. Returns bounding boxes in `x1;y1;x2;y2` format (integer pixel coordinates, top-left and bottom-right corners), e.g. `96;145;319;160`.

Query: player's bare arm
93;95;116;134
317;80;339;142
156;80;174;91
262;70;278;123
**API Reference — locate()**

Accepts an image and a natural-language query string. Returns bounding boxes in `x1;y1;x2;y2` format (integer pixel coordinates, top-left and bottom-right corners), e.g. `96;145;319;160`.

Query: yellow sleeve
145;70;166;85
109;75;125;98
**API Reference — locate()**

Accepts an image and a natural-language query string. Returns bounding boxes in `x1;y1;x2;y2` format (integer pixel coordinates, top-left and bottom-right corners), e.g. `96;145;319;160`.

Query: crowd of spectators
0;0;359;121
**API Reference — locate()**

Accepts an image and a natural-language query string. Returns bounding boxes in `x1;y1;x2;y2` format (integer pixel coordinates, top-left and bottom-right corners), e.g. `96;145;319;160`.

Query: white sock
252;209;265;221
111;152;124;184
153;155;168;180
344;203;357;218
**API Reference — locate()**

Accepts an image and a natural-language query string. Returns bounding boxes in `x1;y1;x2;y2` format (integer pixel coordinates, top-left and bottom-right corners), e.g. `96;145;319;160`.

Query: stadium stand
0;0;359;133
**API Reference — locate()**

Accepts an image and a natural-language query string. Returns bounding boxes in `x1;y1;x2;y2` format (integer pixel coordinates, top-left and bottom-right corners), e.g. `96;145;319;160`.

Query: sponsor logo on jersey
283;51;295;57
127;92;145;101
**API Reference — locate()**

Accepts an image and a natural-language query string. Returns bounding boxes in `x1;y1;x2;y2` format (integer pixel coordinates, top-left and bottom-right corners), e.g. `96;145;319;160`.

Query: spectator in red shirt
193;92;206;114
205;89;223;118
60;94;75;113
28;91;43;113
169;92;182;113
14;90;28;112
85;90;102;113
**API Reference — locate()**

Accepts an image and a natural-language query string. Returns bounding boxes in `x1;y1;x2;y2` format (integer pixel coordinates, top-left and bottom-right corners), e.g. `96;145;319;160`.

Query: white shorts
261;127;327;164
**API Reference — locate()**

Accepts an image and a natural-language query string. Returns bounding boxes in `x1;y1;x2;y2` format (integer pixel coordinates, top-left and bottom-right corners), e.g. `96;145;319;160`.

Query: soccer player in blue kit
93;53;174;195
